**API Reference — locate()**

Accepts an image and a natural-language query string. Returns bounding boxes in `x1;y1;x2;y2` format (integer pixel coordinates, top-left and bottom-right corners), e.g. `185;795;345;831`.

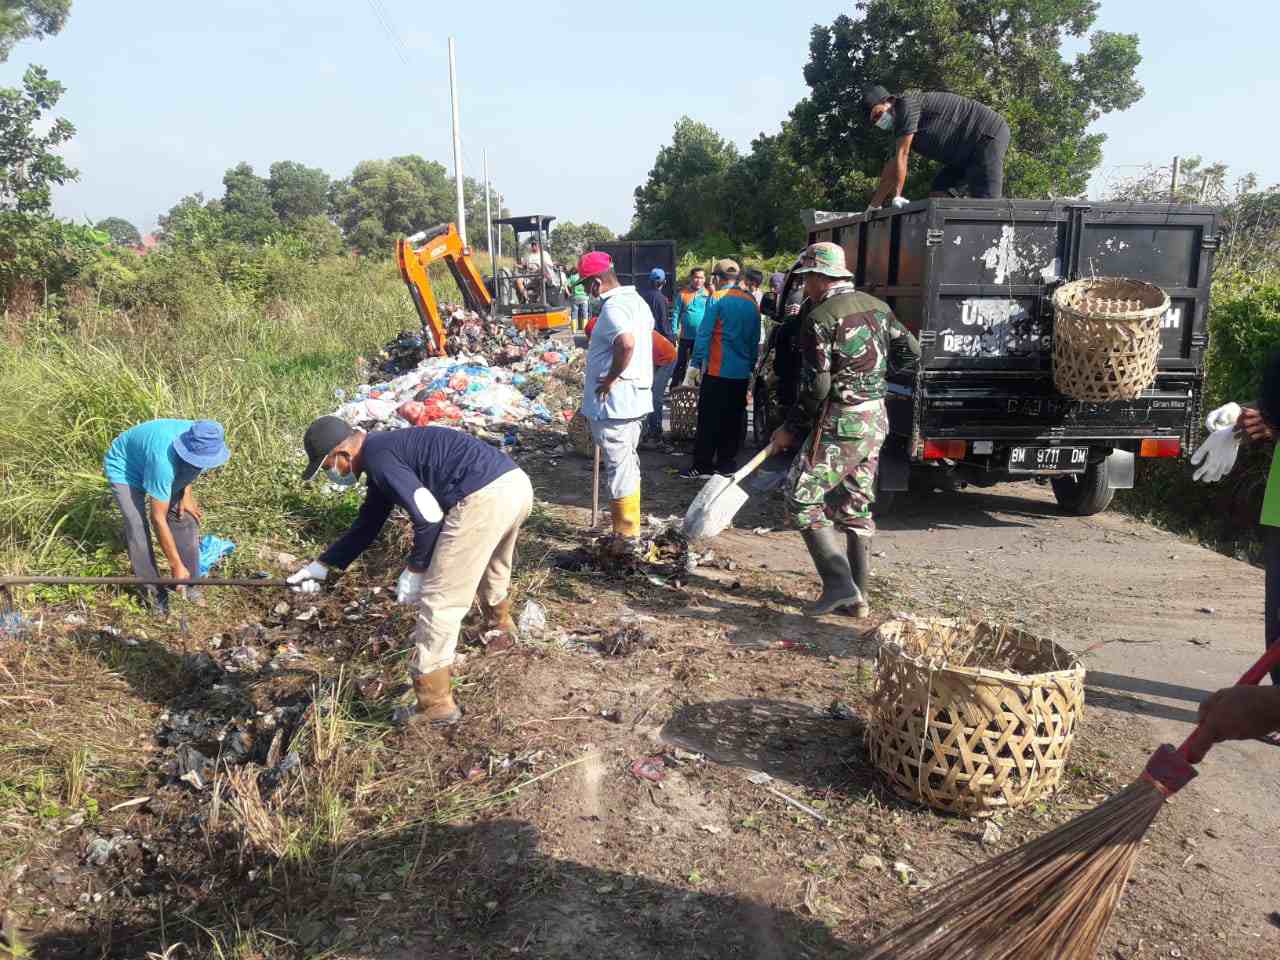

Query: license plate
1008;446;1088;473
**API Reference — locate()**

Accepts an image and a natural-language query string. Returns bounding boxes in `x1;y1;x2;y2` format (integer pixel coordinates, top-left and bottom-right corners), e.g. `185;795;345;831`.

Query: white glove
891;195;909;208
287;560;329;594
1190;426;1241;483
1204;402;1242;433
863;205;877;217
396;568;424;604
681;366;702;389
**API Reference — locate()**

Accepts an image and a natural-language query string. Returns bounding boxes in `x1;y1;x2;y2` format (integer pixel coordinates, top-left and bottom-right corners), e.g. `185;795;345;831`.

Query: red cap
577;251;613;281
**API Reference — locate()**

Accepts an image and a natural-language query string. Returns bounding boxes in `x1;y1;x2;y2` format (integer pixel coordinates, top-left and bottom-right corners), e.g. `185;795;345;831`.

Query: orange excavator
395;222;490;356
395;215;573;356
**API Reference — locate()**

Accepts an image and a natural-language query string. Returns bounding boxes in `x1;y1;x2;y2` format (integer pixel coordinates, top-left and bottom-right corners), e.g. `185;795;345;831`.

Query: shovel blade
683;482;750;541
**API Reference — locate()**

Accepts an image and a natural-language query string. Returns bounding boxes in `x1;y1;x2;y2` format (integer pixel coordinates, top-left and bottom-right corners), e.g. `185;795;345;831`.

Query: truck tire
1051;461;1115;516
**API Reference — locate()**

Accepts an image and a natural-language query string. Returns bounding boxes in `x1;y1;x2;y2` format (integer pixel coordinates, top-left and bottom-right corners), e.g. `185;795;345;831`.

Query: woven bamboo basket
867;617;1085;815
1052;277;1170;402
668;386;699;440
568;409;593;457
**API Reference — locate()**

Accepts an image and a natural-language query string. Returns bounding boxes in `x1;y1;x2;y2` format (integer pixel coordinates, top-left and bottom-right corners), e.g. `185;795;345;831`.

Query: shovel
682;444;777;541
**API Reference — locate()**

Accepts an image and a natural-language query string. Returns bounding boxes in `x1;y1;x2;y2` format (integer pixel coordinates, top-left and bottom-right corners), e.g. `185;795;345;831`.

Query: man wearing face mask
287;418;533;729
862;84;1011;209
103;419;229;611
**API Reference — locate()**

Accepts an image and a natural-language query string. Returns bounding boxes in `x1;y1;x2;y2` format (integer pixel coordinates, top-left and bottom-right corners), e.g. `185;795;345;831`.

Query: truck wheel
752;380;772;446
1051;461;1115;516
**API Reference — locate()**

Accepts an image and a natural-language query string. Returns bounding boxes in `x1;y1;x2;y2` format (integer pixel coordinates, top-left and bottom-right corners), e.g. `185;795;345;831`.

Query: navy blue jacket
641;287;673;341
320;427;517;572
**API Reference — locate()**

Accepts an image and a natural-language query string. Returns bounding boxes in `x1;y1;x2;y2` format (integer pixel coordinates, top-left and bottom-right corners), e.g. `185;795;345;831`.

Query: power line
365;0;409;67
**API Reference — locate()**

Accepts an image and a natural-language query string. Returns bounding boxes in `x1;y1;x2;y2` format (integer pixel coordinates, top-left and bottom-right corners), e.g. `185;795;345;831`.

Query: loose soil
2;436;1278;959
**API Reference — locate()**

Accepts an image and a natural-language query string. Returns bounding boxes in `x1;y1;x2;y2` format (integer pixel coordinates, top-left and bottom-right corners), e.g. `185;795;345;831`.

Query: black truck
800;199;1219;515
593;240;678;300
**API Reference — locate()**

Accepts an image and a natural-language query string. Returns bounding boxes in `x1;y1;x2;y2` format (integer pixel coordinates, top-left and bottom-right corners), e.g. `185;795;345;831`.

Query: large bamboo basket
868;617;1085;815
568;410;593;458
668;386;699;440
1052;277;1170;402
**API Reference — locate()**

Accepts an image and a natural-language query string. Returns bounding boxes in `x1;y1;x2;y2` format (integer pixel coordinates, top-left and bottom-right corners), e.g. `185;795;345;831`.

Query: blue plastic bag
198;535;236;576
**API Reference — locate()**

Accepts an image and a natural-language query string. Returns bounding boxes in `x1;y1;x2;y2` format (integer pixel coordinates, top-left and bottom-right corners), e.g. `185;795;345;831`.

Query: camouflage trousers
784;400;888;536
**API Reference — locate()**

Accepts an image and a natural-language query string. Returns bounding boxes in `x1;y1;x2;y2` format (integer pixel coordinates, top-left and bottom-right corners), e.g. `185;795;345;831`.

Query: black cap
301;416;354;481
745;268;765;284
862;84;892;118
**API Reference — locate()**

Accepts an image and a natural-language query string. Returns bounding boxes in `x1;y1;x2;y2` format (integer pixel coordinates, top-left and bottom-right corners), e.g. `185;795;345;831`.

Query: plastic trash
517;600;547;637
197;535;236;576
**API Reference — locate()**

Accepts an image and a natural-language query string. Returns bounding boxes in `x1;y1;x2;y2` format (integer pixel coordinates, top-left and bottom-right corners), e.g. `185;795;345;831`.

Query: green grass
0;255;414;581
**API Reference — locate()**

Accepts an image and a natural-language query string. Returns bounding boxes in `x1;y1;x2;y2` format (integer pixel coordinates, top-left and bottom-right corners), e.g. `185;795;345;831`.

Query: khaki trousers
409;469;534;676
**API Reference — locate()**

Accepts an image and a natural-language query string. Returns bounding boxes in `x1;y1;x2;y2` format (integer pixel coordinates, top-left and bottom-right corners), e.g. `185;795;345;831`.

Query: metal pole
496;193;502;261
1170;156;1181;202
448;37;467;246
484;149;494;257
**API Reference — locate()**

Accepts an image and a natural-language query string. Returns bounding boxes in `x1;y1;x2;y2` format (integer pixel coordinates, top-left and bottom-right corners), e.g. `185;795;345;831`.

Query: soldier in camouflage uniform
771;242;919;617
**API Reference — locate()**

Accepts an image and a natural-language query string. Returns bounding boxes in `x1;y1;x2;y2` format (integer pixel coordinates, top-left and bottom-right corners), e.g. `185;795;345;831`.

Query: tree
549;221;616;262
330;155;454;255
266;160;331;226
0;64;75;213
631;117;740;245
723;126;821;256
789;0;1143;207
221;162;280;243
95;216;141;247
157;193;225;248
0;0;69;63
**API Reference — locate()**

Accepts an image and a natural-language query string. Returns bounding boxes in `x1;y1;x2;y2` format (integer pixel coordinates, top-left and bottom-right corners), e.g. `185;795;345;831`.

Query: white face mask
875;110;894;131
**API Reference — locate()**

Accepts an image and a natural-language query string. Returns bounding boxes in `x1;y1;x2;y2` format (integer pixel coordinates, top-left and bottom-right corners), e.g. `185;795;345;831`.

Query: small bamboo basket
1052;277;1170;402
668;386;699;441
868;617;1085;815
568;409;593;458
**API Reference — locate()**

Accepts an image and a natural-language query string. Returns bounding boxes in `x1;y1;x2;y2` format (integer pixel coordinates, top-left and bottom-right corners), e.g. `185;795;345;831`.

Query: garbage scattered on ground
517;600;547;637
197;535;236;576
747;770;773;785
629;756;667;783
337;319;583;440
981;820;1004;847
857;853;885;871
766;786;830;824
827;700;856;721
603;624;656;657
0;611;33;636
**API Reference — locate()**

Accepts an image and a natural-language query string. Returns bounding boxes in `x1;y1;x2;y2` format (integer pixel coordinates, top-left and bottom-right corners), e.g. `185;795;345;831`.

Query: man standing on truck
287;418;533;729
861;85;1011;206
682;259;761;480
671;267;710;390
771;242;919;617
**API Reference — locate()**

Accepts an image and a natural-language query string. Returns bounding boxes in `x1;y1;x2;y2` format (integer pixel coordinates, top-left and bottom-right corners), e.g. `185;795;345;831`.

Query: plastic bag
517;600;546;636
198;535;236;576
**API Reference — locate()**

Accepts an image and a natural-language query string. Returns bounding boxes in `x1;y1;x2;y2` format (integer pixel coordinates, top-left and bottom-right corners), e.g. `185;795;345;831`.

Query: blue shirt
693;286;761;380
582;285;654;421
103;419;199;502
319;427;518;572
674;287;710;342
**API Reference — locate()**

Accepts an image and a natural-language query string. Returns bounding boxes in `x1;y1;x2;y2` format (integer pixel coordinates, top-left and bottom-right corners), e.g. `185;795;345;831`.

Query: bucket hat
172;420;230;470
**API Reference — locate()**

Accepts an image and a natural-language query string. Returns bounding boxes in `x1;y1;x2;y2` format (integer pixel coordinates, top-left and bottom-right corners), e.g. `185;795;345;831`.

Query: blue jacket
673;287;710;342
692;285;760;380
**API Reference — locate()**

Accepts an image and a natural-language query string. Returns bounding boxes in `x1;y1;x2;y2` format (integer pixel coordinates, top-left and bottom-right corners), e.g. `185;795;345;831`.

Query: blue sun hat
173;420;230;469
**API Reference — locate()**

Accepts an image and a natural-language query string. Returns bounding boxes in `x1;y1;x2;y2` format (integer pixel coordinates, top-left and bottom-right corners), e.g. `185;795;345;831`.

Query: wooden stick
0;576;289;587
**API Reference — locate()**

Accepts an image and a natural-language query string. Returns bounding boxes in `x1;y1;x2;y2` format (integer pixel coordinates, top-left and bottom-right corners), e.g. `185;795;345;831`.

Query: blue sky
4;0;1275;237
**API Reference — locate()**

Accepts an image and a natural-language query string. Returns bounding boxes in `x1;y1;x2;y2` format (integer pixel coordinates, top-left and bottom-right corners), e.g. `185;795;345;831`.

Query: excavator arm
395;222;493;355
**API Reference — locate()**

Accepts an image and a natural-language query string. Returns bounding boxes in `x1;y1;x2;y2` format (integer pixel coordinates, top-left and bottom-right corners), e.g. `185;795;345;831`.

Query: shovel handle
730;444;777;484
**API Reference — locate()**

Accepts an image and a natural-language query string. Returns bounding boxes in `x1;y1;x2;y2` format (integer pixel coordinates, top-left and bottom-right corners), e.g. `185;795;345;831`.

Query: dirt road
722;476;1280;953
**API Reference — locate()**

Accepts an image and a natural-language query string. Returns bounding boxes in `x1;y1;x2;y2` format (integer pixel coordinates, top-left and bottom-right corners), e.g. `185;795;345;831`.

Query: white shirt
582;285;654;421
523;251;558;283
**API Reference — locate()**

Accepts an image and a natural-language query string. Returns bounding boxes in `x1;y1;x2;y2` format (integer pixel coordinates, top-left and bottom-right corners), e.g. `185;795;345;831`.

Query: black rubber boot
800;527;863;616
845;532;872;618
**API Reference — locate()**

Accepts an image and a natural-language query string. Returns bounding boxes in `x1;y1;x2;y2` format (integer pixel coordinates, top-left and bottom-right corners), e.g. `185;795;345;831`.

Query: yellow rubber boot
615;490;641;538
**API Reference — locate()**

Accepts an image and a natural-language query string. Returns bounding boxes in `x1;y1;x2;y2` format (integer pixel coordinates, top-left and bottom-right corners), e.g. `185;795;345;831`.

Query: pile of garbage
337;312;584;437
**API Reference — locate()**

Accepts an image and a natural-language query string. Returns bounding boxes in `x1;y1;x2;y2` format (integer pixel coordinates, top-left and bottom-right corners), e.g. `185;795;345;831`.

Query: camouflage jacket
785;283;920;434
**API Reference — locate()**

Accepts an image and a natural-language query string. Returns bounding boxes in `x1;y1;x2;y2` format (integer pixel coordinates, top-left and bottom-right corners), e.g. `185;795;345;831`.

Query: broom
858;642;1280;960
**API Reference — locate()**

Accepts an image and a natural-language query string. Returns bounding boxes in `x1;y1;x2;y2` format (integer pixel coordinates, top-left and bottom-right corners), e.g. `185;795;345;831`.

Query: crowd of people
95;80;1280;744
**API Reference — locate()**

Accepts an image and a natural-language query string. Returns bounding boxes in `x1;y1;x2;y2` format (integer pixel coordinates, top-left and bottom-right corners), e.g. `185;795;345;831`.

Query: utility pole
448;37;467;246
1169;156;1181;202
483;149;494;259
